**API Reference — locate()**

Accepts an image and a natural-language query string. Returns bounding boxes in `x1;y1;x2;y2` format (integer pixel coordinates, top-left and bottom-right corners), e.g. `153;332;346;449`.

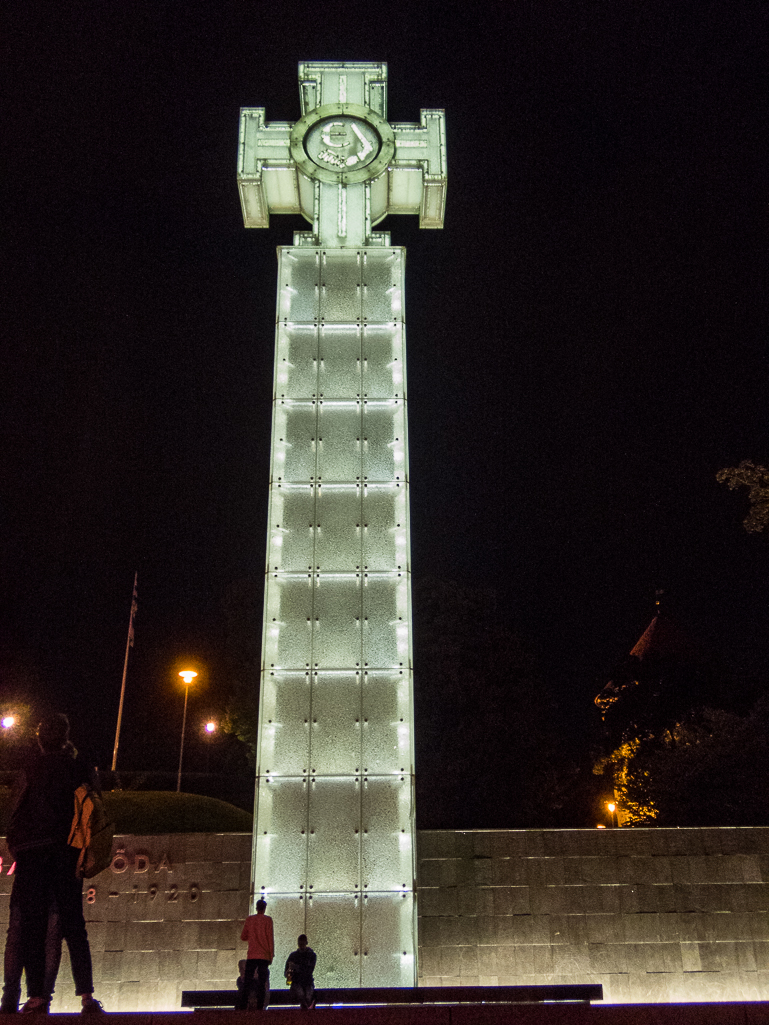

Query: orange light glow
2;716;16;729
205;721;217;733
607;802;616;813
179;670;198;685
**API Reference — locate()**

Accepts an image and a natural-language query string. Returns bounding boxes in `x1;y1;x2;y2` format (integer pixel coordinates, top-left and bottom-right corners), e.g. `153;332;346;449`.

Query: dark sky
2;2;767;774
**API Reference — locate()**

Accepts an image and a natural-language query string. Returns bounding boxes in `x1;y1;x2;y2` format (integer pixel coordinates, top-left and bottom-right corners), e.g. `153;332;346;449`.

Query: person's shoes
80;998;105;1014
20;1000;48;1015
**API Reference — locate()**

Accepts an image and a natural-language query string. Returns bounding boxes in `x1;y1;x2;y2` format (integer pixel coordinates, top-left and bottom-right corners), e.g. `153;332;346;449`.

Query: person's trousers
290;980;315;1009
1;902;62;1011
11;846;94;1000
237;959;269;1010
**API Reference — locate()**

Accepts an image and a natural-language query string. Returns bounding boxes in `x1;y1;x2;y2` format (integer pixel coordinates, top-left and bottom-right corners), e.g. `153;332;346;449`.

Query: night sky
2;3;767;796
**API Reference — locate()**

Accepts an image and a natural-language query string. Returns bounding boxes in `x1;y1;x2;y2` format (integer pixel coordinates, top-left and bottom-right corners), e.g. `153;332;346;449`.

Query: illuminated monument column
238;62;446;987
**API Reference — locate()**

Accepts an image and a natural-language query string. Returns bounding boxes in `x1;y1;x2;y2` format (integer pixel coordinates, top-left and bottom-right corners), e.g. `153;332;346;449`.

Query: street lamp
2;716;16;730
203;720;218;772
176;670;198;793
607;801;619;828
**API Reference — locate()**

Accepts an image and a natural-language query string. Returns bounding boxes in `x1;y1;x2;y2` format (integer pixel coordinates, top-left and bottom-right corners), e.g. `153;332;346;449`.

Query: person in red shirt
237;899;274;1010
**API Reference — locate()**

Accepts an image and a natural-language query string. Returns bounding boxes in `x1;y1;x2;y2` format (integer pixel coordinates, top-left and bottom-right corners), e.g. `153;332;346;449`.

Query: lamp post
203;720;217;773
607;801;619;828
176;670;198;793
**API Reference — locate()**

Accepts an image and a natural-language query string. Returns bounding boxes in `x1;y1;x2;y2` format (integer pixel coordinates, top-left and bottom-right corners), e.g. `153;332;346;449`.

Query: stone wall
0;833;253;1013
417;827;769;1003
2;827;769;1009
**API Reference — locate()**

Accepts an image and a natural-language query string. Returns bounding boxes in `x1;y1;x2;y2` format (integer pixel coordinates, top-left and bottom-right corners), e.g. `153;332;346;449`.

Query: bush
0;788;253;836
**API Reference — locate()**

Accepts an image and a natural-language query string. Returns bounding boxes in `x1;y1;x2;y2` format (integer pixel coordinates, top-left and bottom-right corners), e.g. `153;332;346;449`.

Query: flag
128;572;138;648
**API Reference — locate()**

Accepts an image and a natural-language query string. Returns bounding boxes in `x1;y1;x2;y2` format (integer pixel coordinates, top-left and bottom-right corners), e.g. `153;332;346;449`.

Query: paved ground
10;1003;769;1023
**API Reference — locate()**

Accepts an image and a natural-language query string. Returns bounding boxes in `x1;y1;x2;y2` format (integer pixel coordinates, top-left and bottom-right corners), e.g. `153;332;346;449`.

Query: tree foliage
717;460;769;533
599;698;769;826
219;578;262;766
412;578;588;829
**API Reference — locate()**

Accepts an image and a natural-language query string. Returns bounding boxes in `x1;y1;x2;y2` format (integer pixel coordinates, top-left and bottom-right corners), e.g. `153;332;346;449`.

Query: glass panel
263;574;313;669
307;778;361;892
279;249;319;323
253;778;308;894
309;672;362;774
362;401;406;481
361;893;416;987
362;324;404;398
305;894;361;988
275;402;317;482
320;251;361;323
276;325;318;399
259;895;307;966
316;403;362;481
361;671;411;774
311;575;362;669
258;671;311;776
361;776;414;892
361;249;404;322
319;325;361;398
362;484;407;571
269;484;316;573
362;574;409;668
315;485;361;571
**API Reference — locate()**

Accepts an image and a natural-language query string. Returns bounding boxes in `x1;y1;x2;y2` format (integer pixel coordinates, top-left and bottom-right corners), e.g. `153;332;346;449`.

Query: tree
717;461;769;533
598;698;769;826
219;578;262;767
412;578;585;829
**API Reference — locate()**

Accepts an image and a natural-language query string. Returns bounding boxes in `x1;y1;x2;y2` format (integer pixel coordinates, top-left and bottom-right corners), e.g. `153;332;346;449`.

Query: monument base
2;827;769;1011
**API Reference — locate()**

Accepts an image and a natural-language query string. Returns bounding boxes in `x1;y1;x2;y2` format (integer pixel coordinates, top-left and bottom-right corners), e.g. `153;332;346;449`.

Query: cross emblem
237;62;447;246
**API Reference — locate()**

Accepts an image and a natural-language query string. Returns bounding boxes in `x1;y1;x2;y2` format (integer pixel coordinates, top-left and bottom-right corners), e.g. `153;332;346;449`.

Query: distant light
205;721;217;734
607;802;616;813
596;824;606;829
2;716;16;729
179;670;198;685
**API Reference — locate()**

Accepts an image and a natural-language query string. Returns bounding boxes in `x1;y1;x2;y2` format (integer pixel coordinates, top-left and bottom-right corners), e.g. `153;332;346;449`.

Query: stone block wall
417;828;769;1003
0;833;254;1012
2;827;769;1009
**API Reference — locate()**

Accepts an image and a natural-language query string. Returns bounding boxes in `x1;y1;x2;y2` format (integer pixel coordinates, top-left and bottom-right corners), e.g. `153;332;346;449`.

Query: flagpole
111;572;137;772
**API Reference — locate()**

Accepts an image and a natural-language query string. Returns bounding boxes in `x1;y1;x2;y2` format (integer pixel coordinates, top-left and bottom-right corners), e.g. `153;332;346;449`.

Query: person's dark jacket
285;947;316;985
6;745;92;857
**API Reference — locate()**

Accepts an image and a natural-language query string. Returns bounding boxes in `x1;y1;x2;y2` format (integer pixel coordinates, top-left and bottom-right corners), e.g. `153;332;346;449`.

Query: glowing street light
176;670;198;793
606;801;619;828
2;716;17;729
202;719;218;772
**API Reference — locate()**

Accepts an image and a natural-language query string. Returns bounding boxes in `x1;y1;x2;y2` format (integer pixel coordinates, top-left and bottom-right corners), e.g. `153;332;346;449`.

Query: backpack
68;784;115;879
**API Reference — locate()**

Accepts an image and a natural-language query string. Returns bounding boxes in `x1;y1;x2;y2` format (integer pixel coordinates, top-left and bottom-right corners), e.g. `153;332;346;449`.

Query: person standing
284;935;316;1010
5;714;104;1014
237;899;274;1010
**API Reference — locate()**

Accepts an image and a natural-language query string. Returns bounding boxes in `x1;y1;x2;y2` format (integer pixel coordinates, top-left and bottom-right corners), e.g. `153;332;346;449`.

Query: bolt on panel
252;778;309;891
305;894;363;987
361;894;416;986
307;676;364;774
362;324;405;396
258;672;312;774
307;778;362;891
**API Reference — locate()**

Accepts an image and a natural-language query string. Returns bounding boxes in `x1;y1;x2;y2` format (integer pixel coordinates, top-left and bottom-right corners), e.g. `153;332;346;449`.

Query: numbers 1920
85;884;201;905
